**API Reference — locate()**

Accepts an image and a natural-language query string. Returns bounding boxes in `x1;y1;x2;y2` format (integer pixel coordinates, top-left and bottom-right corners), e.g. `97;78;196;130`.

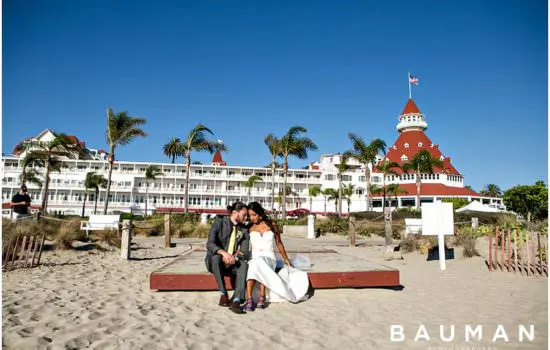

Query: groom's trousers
207;254;248;301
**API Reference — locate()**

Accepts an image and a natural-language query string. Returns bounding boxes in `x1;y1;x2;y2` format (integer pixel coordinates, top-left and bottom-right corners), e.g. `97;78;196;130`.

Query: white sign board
421;202;454;236
421;202;454;271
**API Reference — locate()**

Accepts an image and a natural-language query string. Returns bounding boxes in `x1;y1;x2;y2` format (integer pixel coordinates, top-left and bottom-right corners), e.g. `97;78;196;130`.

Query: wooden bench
80;215;120;237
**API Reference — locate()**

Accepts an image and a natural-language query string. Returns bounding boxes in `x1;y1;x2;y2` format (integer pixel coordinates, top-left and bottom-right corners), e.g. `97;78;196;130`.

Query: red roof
66;135;79;144
212;151;227;166
376;130;461;176
401;99;421;115
371;183;480;197
156;207;228;215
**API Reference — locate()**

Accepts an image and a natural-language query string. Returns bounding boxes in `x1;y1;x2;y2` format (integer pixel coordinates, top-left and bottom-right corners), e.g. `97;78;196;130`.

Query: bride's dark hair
248;202;280;234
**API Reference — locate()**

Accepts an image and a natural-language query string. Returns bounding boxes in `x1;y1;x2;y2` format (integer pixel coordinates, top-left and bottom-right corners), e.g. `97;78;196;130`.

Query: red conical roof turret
401;98;421;115
212;151;227;166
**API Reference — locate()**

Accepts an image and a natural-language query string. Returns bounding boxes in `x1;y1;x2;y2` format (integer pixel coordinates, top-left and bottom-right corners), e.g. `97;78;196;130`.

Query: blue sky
3;0;547;191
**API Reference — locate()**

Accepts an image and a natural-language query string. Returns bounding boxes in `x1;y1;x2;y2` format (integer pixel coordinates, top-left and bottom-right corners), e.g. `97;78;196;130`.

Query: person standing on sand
11;185;32;222
205;201;250;314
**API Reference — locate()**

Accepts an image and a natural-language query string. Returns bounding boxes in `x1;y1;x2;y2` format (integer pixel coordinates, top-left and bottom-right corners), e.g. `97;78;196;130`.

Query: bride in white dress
244;202;309;311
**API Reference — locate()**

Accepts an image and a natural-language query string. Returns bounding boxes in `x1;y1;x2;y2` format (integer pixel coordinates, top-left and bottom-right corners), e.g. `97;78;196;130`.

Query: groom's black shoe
229;301;245;314
219;295;231;307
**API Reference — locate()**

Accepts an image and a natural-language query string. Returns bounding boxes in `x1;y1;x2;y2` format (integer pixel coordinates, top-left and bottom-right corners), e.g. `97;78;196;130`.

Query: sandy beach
2;235;547;350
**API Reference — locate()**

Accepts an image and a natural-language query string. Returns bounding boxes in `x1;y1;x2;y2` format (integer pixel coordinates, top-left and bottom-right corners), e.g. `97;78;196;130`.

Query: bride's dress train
246;231;309;303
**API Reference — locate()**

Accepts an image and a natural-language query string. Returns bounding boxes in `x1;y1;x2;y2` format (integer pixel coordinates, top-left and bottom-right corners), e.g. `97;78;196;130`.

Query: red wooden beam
150;270;400;291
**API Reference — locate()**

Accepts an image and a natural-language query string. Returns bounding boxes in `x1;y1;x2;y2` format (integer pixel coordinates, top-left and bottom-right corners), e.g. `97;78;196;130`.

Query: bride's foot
244;298;255;312
257;296;266;309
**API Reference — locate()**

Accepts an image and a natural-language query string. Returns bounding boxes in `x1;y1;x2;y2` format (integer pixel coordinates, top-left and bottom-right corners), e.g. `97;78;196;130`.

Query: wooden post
530;236;537;275
507;230;511;272
8;235;21;271
488;233;493;271
513;230;518;274
3;237;15;268
24;236;35;268
349;216;356;247
525;231;531;276
500;228;505;271
17;236;28;266
494;226;499;270
30;235;41;268
164;214;171;248
537;232;543;275
35;233;46;267
120;220;131;260
544;237;548;276
384;208;393;246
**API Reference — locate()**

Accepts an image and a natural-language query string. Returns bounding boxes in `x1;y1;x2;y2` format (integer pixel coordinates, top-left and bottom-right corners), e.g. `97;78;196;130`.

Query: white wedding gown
246;231;309;303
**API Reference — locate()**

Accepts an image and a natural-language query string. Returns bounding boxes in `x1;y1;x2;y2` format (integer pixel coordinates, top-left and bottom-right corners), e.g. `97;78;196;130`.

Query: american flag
409;74;419;85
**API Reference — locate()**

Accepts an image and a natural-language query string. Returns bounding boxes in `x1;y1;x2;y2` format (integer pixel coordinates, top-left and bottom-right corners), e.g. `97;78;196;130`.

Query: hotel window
404;143;409;148
418;142;423;147
342;175;352;182
324;174;335;181
359;176;365;182
401;155;408;161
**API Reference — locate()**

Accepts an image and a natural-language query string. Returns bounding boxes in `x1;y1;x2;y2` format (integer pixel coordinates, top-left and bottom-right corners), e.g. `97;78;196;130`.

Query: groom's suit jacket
205;216;250;271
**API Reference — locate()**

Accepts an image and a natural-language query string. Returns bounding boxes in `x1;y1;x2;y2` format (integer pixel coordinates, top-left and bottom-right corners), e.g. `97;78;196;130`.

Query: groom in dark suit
205;201;250;313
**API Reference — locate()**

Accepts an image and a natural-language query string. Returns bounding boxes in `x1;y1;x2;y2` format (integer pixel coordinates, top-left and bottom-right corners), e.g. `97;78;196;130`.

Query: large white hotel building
1;99;504;216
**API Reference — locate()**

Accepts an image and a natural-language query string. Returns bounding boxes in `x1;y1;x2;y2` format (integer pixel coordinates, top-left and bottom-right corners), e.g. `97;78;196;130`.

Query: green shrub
95;229;121;248
442;198;470;210
174;221;197;238
462;238;479;257
55;219;88;249
315;216;348;235
192;224;210;238
400;235;420;253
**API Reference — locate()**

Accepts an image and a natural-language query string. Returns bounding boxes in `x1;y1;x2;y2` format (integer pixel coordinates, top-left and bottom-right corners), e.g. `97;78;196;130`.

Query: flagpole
408;72;412;99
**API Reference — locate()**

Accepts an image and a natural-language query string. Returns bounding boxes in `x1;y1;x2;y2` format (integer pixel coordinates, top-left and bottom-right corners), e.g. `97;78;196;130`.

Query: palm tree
145;165;163;216
22;133;83;214
336;154;353;217
264;134;282;211
346;134;386;211
19;152;44;189
323;188;339;214
386;184;408;209
181;124;221;213
402;150;444;209
308;185;322;212
342;183;355;215
275;185;298;212
81;172;107;217
242;175;262;203
104;108;147;214
19;152;44;187
279;126;317;219
480;184;502;197
163;137;184;163
377;161;401;211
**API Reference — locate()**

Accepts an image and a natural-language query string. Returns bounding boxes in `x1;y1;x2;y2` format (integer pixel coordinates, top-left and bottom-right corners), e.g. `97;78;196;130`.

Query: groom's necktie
227;225;237;254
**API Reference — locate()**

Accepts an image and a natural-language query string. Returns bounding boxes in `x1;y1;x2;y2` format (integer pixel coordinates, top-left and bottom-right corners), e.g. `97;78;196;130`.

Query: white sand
2;235;547;349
